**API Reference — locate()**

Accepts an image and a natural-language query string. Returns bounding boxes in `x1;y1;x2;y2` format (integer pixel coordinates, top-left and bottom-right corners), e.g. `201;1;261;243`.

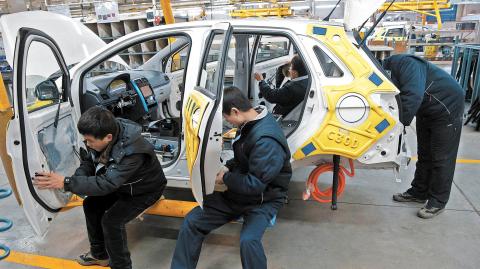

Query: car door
6;28;81;236
183;22;232;207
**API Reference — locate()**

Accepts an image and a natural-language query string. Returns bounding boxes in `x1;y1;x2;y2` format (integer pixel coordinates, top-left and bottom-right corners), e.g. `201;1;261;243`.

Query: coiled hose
303;159;355;203
0;188;12;260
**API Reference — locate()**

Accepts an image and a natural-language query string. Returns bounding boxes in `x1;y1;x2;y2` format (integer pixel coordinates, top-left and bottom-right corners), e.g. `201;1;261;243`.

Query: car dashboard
82;70;171;121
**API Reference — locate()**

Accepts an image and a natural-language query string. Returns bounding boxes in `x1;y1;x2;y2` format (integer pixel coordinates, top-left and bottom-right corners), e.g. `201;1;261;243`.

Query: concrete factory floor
1;124;480;269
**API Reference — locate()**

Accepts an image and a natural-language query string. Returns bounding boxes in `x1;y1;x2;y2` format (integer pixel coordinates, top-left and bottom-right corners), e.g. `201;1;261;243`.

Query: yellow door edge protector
183;91;210;174
293;25;397;160
0;75;22;205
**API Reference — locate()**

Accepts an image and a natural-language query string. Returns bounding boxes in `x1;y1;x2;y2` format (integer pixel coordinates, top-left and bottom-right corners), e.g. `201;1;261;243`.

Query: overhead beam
378;0;451;29
378;0;450;12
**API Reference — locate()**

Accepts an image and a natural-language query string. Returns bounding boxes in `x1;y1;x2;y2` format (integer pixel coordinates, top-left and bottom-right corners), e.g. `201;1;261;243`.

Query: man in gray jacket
34;106;167;269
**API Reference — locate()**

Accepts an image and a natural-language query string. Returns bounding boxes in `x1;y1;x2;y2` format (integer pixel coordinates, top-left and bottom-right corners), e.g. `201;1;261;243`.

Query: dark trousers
171;193;282;269
408;116;463;208
83;191;162;269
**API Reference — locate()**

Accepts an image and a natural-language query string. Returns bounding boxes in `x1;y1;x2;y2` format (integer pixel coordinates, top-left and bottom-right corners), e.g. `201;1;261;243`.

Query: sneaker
76;251;109;267
393;191;427;203
417;205;445;219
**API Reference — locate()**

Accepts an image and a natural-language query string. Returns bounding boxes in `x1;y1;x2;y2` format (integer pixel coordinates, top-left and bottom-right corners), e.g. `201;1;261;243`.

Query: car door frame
70;28;201;176
250;34;293;110
199;23;233;196
182;22;233;206
7;27;79;235
244;28;320;140
13;27;74;210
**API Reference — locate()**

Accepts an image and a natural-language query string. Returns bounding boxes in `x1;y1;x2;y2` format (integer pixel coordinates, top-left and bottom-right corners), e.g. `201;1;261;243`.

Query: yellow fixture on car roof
293;24;397;160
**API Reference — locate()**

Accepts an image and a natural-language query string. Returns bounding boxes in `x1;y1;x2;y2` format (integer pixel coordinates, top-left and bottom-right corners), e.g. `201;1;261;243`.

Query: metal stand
331;155;340;210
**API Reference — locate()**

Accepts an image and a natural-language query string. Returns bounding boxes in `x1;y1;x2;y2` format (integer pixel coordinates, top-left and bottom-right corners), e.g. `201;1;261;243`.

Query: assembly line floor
1;125;480;269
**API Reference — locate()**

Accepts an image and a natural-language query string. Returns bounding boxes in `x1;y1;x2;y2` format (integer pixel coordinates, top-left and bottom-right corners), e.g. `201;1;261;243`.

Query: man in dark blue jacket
383;54;464;219
171;86;292;269
34;106;167;269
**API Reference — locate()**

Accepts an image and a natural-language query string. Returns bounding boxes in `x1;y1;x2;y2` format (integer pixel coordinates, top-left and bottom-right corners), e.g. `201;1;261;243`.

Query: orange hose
303;159;355;203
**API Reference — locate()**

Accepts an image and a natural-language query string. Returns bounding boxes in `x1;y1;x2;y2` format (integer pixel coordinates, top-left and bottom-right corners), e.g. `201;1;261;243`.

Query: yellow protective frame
0;75;22;205
183;90;211;174
293;25;398;160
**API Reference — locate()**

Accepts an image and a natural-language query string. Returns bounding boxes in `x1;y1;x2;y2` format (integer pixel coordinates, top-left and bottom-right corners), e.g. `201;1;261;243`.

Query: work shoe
417;205;445;219
76;251;109;267
392;191;427;203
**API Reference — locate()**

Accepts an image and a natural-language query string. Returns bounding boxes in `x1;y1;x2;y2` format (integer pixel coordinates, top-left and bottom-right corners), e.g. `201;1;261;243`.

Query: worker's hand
33;171;65;190
254;72;263;81
221;165;229;173
215;167;228;185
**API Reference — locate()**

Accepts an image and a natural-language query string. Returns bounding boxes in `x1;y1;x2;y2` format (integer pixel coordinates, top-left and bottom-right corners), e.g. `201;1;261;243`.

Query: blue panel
426;5;457;22
130;80;149;112
369;73;383;86
313;27;327;36
301;143;317;156
375;119;390;133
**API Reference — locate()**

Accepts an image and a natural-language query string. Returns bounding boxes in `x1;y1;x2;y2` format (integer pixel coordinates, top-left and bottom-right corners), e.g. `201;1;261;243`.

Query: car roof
145;18;344;35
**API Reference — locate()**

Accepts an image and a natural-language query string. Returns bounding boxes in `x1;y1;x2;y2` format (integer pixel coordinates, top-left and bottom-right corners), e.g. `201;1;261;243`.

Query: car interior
46;31;317;167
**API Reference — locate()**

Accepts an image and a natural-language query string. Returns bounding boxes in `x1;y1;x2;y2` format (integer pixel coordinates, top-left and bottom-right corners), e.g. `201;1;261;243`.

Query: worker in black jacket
254;55;309;116
383;54;465;219
34;106;167;269
171;86;292;269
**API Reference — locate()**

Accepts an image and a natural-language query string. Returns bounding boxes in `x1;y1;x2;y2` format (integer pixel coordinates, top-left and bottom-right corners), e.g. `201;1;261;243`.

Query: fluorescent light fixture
291;5;310;10
207;9;228;15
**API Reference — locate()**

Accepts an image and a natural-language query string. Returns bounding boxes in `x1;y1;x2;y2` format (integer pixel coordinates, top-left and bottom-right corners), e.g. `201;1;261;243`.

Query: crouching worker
34;106;167;269
171;86;292;269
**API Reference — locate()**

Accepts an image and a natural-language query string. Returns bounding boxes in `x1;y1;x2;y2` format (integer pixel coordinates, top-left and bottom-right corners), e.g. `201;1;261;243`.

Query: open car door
6;28;81;236
0;11;114;236
184;23;233;207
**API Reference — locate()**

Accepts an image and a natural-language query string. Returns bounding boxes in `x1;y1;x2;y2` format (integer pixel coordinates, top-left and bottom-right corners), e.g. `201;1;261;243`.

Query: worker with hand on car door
171;86;292;269
254;55;309;117
383;54;465;219
34;106;167;269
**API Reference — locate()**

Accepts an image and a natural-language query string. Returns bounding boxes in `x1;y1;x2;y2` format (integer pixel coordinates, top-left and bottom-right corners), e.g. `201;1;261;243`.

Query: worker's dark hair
222;86;252;115
290;55;307;77
77;106;118;139
380;57;390;70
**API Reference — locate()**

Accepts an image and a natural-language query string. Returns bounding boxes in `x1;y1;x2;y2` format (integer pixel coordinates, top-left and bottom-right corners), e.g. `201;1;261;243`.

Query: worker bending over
383;54;464;219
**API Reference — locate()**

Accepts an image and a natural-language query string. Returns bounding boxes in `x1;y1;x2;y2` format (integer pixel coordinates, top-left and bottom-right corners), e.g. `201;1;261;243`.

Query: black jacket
223;107;292;206
64;118;167;196
383;54;465;125
259;76;309;116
